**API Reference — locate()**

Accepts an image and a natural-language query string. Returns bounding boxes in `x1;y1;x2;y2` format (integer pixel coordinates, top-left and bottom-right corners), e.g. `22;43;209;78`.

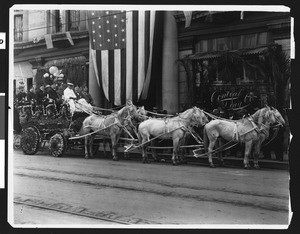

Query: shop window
244;59;267;82
257;32;268;46
27;78;33;91
196;32;269;53
243;34;257;48
195;40;208;53
216;37;230;51
14;14;23;42
67;10;80;31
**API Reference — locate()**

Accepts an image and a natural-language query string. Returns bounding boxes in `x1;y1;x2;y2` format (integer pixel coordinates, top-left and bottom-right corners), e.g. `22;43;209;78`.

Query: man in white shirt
63;82;77;114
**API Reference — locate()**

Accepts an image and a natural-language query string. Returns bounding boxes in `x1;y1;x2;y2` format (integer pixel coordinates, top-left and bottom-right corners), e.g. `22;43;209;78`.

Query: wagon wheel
49;133;66;157
20;126;40;155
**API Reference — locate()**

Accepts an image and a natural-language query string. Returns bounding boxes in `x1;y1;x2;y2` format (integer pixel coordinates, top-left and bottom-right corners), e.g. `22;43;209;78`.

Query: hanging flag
183;11;193;28
66;31;74;46
88;10;158;106
44;34;53;49
240;11;244;20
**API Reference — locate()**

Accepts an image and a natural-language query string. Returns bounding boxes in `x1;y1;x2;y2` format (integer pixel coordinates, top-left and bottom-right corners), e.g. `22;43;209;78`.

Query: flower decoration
43;66;64;85
43;73;50;78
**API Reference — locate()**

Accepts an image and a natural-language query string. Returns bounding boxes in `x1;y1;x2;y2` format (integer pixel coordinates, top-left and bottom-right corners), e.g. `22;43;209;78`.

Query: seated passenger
81;85;94;105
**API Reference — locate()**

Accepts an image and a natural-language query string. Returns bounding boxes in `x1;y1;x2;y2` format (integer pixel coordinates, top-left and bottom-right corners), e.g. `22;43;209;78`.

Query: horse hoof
85;156;90;159
113;157;119;161
209;163;215;168
172;161;178;166
254;165;260;169
219;161;225;167
244;165;251;169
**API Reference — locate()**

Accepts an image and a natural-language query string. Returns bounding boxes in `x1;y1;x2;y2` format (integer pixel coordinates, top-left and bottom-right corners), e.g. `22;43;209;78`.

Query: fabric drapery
87;10;159;106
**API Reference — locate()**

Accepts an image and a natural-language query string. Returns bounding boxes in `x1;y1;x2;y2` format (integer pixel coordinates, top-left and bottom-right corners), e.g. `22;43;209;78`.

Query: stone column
162;11;179;114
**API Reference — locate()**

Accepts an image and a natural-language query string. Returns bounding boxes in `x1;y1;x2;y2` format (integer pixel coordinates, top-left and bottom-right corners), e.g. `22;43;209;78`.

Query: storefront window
196;32;269;53
244;59;267;82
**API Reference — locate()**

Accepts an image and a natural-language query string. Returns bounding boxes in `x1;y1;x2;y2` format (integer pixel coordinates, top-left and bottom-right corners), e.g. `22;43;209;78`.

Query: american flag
88;10;158;106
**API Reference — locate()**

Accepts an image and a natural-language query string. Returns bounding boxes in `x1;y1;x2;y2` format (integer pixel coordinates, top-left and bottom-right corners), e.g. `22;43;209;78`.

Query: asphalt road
11;149;290;228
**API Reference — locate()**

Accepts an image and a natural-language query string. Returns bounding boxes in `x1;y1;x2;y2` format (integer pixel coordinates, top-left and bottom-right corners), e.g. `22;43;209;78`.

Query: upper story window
14;14;23;42
195;32;269;53
54;10;63;33
67;10;80;31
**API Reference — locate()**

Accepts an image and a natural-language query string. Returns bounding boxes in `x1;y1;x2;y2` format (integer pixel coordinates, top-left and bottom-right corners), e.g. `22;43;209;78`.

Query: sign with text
210;89;258;111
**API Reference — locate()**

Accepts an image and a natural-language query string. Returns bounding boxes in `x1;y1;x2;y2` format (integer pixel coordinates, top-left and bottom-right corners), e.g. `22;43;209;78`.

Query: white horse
251;107;285;168
78;102;138;160
203;106;284;169
138;107;208;165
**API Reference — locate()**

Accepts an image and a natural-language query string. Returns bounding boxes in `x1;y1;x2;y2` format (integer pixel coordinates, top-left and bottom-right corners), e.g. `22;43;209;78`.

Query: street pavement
11;149;291;228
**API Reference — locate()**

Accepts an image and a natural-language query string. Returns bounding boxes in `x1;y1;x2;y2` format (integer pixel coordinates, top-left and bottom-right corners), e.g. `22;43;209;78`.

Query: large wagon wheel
49;133;66;157
20;126;40;155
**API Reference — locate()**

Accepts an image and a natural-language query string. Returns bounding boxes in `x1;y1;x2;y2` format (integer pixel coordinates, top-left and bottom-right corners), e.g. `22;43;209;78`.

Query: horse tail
203;126;209;152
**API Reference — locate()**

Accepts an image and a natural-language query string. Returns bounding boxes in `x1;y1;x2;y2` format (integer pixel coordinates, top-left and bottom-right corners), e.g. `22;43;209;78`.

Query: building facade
175;11;291;115
14;10;89;94
13;10;291;115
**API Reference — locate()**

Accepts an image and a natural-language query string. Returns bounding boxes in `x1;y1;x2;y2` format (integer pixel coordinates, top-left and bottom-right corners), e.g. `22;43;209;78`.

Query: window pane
14;15;23;42
68;10;80;31
257;32;268;46
244;34;257;48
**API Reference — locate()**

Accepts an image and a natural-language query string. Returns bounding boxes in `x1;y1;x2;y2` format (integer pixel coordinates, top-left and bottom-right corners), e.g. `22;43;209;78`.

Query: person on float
81;85;94;105
45;84;59;103
74;85;83;100
15;85;27;105
26;86;36;102
35;85;47;105
63;82;77;114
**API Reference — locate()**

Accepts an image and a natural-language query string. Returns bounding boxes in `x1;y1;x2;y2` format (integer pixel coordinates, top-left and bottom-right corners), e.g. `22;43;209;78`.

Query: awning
185;45;273;61
14;62;33;79
44;56;87;68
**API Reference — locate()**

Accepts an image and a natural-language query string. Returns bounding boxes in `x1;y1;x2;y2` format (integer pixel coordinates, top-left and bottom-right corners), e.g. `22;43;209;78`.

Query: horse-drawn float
16;97;286;169
16;98;102;157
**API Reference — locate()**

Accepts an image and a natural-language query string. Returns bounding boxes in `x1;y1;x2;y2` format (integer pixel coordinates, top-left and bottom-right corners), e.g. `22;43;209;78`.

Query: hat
67;82;74;86
45;85;51;89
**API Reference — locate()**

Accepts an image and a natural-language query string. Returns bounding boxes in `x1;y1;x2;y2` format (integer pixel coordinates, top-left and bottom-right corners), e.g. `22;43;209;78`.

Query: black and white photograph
7;4;294;229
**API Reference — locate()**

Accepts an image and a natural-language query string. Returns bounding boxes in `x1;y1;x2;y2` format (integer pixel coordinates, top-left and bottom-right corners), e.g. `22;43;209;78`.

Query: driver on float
63;82;93;115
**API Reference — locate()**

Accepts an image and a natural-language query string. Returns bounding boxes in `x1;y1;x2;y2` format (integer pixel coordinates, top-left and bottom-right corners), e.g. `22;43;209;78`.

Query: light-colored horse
138;107;208;165
102;106;148;159
203;106;283;168
251;107;285;168
78;102;138;160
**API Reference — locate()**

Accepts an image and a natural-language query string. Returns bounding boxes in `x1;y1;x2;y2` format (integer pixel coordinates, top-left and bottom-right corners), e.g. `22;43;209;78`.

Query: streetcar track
15;166;289;200
14;196;159;225
15;172;289;212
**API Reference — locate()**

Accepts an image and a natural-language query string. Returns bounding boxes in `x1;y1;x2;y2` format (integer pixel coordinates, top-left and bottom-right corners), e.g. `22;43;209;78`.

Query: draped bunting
88;10;160;106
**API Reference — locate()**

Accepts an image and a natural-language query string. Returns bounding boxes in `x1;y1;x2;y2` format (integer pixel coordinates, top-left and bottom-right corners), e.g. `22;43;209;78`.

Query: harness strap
193;140;238;158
